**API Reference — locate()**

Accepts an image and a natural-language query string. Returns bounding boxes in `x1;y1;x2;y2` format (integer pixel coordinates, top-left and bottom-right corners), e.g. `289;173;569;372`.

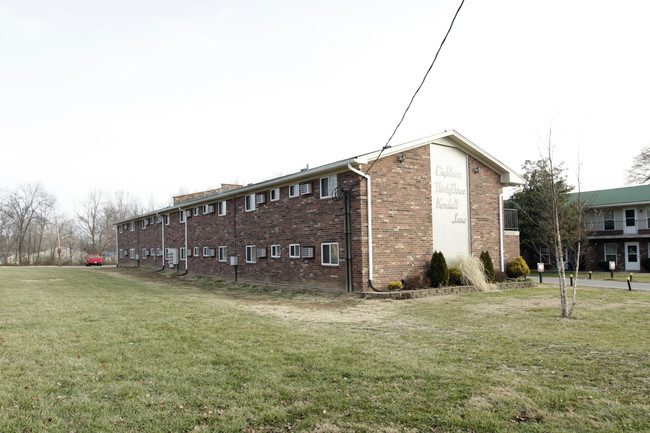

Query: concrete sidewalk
538;276;650;292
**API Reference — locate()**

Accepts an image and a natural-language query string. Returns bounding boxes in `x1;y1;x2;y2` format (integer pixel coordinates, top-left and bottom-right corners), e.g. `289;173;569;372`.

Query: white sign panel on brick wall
430;144;470;262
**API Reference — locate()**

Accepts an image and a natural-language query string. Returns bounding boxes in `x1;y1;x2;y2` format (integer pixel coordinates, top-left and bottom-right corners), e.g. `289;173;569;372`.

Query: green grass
1;267;648;432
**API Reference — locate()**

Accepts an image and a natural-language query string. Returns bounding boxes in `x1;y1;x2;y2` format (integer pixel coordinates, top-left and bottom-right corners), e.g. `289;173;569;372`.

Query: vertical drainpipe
160;213;165;269
115;226;119;267
178;206;188;271
233;197;238;281
499;193;505;272
347;164;373;288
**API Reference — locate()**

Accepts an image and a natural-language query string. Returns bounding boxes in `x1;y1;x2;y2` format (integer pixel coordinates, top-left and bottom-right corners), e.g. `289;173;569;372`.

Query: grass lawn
1;267;648;432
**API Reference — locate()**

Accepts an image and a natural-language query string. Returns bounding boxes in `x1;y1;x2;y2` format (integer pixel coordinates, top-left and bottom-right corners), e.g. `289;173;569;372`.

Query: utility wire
363;0;466;177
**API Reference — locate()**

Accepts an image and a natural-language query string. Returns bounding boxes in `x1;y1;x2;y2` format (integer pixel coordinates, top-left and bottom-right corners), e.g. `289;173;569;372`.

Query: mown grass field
0;267;648;432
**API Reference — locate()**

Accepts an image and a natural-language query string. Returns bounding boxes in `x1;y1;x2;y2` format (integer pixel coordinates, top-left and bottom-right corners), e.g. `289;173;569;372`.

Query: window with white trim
123;224;128;231
271;244;281;258
130;222;135;231
246;245;256;263
300;183;312;195
180;211;186;223
289;184;299;198
321;243;339;266
603;209;615;231
218;201;227;216
180;247;186;261
203;247;215;257
203;204;214;214
245;194;256;211
164;214;170;225
156;248;162;257
156;215;162;224
257;247;267;258
130;248;136;259
320;175;337;198
218;246;227;262
270;188;280;201
142;220;147;229
289;244;301;258
193;247;200;257
192;207;198;216
604;244;617;264
150;248;155;257
119;249;123;258
149;217;155;225
119;226;123;234
301;246;314;259
142;248;148;258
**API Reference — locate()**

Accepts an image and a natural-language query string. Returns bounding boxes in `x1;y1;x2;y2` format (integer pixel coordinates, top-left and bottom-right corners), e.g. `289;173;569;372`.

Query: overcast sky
2;0;649;214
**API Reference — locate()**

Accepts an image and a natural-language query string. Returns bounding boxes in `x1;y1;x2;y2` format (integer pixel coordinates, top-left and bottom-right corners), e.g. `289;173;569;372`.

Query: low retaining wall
362;280;535;300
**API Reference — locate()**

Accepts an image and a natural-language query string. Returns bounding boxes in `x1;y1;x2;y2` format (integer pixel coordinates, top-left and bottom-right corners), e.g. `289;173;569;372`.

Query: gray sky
2;0;649;213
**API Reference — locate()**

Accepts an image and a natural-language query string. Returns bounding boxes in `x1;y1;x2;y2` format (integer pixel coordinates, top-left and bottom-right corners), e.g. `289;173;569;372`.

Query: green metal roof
575;184;650;207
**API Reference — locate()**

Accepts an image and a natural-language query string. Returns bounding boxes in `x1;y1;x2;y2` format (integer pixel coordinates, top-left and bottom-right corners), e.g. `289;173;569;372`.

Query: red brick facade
116;132;522;291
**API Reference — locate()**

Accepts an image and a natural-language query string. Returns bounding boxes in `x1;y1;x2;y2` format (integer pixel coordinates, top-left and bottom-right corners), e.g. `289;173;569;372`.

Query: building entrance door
625;242;640;271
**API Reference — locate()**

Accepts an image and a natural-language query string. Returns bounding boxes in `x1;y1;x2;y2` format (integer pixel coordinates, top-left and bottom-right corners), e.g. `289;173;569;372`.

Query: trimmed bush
448;267;462;286
428;251;449;288
387;281;403;291
402;273;430;290
641;257;650;272
506;256;530;279
494;270;508;283
480;250;495;282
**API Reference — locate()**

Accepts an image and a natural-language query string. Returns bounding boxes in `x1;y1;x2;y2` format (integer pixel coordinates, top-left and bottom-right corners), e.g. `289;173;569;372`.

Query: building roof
114;130;524;225
578;184;650;207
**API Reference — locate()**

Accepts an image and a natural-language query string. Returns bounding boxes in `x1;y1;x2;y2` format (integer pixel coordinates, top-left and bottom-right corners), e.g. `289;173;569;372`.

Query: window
193;247;200;257
180;211;186;223
245;194;256;211
271;244;281;258
149;217;155;225
142;220;147;229
647;208;650;229
257;247;267;258
217;201;227;216
119;249;123;258
142;248;148;258
246;245;256;263
150;248;155;257
123;224;128;231
604;244;617;264
156;248;162;257
203;204;214;214
156;215;162;224
218;246;227;262
270;188;280;201
130;248;136;259
256;193;265;205
300;183;312;195
289;244;301;258
603;209;615;230
301;246;314;259
320;175;337;198
164;214;170;225
203;247;215;257
321;243;339;266
119;226;123;234
289;184;299;197
626;209;636;227
130;222;135;231
539;248;551;264
180;247;186;261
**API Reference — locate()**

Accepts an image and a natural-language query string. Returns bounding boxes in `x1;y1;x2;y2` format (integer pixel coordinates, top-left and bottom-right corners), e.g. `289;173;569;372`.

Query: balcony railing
585;219;649;235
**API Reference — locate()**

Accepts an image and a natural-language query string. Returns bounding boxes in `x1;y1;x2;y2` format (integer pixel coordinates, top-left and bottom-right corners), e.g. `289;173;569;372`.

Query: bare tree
77;190;112;255
626;145;650;185
0;183;56;265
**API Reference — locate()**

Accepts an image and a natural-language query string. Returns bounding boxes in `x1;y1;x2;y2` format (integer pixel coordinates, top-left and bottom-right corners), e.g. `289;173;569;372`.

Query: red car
85;254;103;266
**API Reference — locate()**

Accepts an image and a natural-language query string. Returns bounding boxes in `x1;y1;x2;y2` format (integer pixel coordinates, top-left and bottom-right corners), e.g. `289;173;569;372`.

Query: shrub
506;256;530;279
448;267;462;286
428;251;449;288
641;257;650;272
494;270;508;282
598;261;610;271
480;251;495;282
387;281;403;291
402;273;430;290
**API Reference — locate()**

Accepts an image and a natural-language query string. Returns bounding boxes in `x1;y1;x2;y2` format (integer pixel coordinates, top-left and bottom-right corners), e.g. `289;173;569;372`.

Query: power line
363;0;466;177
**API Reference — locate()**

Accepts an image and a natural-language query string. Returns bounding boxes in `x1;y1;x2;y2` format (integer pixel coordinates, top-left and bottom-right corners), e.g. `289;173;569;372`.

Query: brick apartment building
114;130;524;292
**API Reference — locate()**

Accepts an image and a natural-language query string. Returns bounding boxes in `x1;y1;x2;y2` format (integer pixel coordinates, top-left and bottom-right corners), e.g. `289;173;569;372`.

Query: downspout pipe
174;206;189;276
347;164;396;293
499;194;505;272
154;211;165;272
115;227;119;268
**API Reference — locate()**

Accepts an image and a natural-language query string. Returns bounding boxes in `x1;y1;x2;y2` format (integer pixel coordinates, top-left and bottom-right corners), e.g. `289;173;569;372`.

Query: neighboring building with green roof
578;184;650;271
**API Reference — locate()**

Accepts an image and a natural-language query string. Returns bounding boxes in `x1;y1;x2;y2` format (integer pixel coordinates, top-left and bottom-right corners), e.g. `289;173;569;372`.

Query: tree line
0;184;146;266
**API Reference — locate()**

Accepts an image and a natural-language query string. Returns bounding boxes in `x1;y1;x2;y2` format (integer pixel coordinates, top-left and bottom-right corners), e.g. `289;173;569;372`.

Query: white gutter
347;164;374;282
499;194;505;272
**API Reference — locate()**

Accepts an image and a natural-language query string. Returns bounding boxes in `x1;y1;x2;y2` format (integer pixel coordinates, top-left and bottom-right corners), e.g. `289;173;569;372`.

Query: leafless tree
626;145;650;185
0;183;56;265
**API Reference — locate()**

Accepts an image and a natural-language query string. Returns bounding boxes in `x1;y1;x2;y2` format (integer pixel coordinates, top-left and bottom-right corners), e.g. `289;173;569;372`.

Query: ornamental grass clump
428;251;449;288
456;254;492;292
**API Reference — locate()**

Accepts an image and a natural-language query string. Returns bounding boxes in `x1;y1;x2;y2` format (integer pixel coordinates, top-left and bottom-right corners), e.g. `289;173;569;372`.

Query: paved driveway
539;276;650;292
